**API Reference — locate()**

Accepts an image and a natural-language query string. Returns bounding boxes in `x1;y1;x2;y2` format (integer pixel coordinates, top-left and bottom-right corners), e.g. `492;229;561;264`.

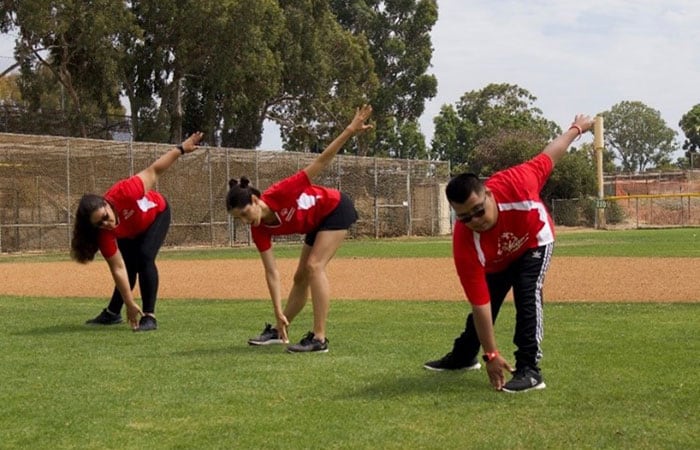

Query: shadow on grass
171;343;285;358
12;323;124;335
342;371;484;399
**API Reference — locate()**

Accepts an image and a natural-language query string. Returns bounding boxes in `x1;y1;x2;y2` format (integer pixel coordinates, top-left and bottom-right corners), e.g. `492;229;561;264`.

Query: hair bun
228;178;238;188
240;176;250;188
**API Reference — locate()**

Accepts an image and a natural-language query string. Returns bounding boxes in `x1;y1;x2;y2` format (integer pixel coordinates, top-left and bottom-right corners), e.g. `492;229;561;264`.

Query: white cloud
421;0;700;154
2;2;698;153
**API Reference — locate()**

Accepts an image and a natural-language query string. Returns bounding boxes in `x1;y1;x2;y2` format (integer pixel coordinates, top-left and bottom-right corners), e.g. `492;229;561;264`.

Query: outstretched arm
542;114;595;167
472;303;512;390
105;251;142;329
303;105;373;180
138;131;204;192
259;249;289;342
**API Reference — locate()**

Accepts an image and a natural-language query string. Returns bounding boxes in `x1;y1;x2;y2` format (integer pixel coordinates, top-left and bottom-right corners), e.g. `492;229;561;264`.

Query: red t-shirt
251;171;341;252
453;153;555;305
97;175;167;258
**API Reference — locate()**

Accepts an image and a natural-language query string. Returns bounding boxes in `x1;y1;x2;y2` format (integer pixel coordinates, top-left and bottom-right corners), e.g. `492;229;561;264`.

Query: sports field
0;228;698;448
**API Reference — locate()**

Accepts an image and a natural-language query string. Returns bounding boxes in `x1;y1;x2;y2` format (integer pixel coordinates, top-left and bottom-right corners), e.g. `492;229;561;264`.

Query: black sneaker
85;308;123;325
502;367;546;393
286;332;328;353
248;323;284;346
423;352;481;371
134;315;157;332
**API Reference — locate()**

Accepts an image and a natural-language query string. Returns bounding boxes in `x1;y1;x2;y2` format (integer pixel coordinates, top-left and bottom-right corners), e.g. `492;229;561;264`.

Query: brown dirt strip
0;257;697;302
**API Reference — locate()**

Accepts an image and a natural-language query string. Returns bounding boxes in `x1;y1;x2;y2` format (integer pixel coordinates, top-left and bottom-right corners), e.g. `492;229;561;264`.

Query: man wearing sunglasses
424;114;594;392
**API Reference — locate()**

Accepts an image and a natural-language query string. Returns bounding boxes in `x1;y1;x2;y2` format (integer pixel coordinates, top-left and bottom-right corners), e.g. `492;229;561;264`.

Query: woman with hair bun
226;105;373;353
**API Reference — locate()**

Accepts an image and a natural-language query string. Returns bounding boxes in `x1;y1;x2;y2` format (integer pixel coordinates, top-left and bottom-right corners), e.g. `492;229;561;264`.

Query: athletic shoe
423;352;481;371
248;323;284;346
134;315;157;332
85;308;123;325
502;367;546;393
286;332;328;353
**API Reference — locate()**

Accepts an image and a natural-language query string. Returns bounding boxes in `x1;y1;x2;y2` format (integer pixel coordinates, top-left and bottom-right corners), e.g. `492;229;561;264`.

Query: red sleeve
98;230;118;258
453;222;490;305
251;226;272;252
494;153;553;194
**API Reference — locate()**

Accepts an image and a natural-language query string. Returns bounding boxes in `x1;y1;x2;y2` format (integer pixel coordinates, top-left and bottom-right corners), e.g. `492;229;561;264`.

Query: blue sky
2;1;698;153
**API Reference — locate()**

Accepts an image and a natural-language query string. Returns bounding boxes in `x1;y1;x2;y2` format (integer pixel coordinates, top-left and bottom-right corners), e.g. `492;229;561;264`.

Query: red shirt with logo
453;153;555;305
97;175;167;258
251;171;341;252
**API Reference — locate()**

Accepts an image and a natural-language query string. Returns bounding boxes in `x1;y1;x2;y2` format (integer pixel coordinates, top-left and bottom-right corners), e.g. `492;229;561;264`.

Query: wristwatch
482;350;499;362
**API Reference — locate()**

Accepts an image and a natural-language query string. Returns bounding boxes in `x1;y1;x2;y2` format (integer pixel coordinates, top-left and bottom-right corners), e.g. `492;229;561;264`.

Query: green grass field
1;227;698;263
0;228;698;449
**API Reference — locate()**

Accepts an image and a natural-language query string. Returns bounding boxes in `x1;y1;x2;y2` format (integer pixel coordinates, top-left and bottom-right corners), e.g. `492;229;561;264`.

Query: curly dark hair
70;194;106;263
225;177;261;211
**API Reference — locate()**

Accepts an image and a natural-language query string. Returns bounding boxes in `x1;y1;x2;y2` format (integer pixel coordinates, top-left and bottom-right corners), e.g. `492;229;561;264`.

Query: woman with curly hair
71;132;203;331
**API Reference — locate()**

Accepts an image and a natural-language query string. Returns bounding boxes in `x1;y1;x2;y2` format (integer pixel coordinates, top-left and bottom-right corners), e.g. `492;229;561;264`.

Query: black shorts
304;193;358;247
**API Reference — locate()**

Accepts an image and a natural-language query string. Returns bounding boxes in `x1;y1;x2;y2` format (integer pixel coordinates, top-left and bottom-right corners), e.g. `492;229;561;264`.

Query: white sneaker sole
423;362;482;371
502;382;546;393
248;339;285;346
286;348;329;353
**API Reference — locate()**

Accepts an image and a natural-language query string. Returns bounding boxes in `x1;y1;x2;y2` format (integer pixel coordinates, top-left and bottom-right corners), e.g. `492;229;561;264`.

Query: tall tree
266;0;378;153
126;0;376;149
330;0;438;157
430;83;559;171
124;0;282;144
679;104;700;168
2;0;135;137
601;101;678;173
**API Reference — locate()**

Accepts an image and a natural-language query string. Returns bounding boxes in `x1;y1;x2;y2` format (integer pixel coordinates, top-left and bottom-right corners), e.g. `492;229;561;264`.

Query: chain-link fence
0;133;451;253
551;170;700;228
551;194;700;228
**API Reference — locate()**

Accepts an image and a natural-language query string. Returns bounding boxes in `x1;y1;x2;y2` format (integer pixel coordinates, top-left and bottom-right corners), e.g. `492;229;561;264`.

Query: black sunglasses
457;205;486;223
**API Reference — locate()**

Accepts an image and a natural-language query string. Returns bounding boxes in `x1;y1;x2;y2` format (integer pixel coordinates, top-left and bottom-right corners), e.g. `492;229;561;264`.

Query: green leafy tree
267;0;378;153
381;116;427;159
3;0;135;137
469;129;546;176
431;83;559;170
330;0;438;157
0;73;23;105
123;0;284;145
600;101;678;173
126;0;376;149
679;104;700;168
543;145;597;203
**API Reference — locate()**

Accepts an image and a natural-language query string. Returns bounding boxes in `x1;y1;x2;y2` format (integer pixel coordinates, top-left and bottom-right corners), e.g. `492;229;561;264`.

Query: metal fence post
207;148;214;245
66;139;71;247
374;157;378;239
406;160;412;237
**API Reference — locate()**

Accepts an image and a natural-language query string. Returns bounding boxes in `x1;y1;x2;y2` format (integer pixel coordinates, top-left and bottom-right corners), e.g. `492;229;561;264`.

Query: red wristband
482;350;500;362
569;124;583;140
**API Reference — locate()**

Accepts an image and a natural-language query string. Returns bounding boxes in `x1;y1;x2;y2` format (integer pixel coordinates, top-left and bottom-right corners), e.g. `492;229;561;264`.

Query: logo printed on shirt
497;232;529;256
137;196;158;212
281;207;295;222
123;209;135;220
297;193;319;210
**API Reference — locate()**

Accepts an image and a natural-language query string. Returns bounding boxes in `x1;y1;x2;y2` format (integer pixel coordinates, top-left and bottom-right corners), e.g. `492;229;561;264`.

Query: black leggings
106;205;171;315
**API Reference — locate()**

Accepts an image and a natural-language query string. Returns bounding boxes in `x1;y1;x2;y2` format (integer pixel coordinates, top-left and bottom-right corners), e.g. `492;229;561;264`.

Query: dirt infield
0;257;697;302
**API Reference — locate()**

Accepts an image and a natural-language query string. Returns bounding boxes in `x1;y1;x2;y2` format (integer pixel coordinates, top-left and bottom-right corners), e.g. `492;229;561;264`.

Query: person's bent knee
293;268;310;285
304;259;326;278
